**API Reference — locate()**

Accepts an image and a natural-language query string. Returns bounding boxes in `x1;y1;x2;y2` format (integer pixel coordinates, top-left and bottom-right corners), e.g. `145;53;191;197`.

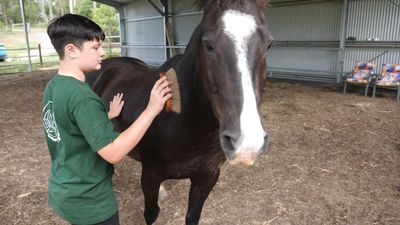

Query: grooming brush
160;68;181;113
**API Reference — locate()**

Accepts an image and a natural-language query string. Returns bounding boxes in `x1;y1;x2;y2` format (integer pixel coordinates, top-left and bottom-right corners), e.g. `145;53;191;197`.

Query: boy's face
77;40;105;72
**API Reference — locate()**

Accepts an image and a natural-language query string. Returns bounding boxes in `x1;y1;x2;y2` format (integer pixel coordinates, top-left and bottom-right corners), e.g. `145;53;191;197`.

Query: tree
58;0;65;15
39;0;47;22
0;0;66;27
8;1;40;24
1;0;13;26
53;0;68;16
76;0;93;18
92;4;118;53
47;0;54;20
25;1;40;23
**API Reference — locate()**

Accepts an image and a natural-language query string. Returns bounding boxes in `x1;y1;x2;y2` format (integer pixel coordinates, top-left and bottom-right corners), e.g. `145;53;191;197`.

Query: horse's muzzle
222;131;268;167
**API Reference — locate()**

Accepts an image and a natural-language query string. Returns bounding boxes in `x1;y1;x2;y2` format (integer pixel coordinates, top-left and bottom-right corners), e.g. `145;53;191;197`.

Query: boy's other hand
108;93;125;119
146;77;172;117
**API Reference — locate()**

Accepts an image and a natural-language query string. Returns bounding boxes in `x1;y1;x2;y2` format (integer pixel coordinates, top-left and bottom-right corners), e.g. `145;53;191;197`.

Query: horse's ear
195;0;223;11
194;0;208;10
256;0;270;8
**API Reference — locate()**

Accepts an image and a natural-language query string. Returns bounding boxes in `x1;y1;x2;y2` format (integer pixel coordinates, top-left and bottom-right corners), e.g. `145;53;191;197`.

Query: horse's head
192;0;273;166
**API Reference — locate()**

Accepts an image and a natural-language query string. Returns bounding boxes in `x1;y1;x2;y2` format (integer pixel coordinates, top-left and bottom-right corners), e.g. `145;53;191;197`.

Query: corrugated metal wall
268;48;340;82
266;0;342;82
345;0;400;74
345;49;400;73
267;2;341;41
122;0;166;64
113;0;400;83
120;0;202;64
347;0;400;42
267;0;400;82
170;0;202;54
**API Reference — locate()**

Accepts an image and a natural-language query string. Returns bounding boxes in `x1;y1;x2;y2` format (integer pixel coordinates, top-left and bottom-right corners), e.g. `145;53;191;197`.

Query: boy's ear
64;43;78;59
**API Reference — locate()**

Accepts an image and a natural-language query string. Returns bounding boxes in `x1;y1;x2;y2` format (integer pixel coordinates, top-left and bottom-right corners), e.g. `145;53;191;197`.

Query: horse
89;0;273;224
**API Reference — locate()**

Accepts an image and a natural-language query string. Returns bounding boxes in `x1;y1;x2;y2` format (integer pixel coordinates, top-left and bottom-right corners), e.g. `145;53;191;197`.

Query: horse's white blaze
222;10;265;163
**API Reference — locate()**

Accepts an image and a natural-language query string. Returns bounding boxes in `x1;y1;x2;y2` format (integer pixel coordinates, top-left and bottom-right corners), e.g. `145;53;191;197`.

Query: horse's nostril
264;131;269;142
221;135;235;152
221;132;240;152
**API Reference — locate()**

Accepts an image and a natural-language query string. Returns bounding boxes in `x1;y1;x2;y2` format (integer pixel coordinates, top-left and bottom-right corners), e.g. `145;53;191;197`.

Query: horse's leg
185;169;220;225
141;167;162;225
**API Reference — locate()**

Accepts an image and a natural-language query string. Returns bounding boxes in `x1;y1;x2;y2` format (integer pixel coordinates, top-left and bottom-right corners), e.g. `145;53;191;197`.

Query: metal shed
94;0;400;83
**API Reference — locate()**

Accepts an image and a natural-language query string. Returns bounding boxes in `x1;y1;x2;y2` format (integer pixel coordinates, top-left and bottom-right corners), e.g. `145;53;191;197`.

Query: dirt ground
0;71;399;225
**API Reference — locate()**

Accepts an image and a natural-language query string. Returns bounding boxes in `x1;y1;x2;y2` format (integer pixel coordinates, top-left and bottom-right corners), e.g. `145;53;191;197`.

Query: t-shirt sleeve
72;98;120;152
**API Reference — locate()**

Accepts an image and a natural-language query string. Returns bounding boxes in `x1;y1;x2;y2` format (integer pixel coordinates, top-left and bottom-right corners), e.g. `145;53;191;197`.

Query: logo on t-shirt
43;101;61;143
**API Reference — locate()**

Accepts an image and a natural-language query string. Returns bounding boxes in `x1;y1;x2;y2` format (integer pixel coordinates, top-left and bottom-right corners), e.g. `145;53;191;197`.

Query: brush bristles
160;68;181;113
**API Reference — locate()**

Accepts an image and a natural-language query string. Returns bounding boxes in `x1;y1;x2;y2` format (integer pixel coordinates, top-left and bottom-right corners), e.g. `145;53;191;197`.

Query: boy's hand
108;93;125;119
146;77;172;117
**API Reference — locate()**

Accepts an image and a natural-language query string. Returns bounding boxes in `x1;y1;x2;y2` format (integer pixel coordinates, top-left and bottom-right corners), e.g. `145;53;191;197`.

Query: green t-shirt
42;74;119;224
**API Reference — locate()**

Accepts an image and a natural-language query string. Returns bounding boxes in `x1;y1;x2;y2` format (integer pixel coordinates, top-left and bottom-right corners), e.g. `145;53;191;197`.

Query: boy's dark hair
47;13;105;59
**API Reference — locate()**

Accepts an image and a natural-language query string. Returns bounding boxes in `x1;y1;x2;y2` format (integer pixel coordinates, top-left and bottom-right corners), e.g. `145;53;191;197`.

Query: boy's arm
98;77;171;164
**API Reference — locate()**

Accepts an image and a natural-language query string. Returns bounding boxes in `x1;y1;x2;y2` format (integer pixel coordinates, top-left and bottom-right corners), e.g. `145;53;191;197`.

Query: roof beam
271;0;337;7
94;0;124;9
146;0;163;16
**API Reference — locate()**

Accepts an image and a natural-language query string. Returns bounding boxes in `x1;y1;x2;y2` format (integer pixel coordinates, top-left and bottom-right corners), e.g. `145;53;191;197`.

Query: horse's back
90;57;157;126
91;56;183;96
91;57;153;93
86;57;144;85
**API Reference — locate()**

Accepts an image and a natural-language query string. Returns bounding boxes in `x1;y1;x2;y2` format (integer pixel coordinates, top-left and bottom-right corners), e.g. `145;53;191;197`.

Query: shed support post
116;7;127;57
146;0;173;61
162;0;170;60
338;0;349;83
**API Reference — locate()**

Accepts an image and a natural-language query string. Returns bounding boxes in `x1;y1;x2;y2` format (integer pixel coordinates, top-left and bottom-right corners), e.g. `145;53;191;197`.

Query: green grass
0;62;58;75
0;47;121;75
4;46;40;58
0;54;59;74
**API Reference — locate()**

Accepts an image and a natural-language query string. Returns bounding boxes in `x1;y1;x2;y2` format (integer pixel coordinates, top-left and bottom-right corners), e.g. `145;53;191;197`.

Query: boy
42;14;171;225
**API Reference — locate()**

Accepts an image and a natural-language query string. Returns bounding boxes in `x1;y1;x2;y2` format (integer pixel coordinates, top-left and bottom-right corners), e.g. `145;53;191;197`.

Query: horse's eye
266;41;273;52
202;40;215;53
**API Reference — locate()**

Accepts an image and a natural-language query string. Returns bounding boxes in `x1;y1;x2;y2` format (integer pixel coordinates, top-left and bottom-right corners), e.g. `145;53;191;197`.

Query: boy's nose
100;46;105;57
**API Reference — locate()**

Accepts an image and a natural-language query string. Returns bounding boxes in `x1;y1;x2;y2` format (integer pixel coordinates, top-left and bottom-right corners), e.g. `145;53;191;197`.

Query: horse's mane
195;0;269;10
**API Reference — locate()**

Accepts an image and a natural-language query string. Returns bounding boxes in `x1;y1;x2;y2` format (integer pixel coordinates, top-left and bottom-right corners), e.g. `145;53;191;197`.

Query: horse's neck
176;26;201;94
175;43;218;130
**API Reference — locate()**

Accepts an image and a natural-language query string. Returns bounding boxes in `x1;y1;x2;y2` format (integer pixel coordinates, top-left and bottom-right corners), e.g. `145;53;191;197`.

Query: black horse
89;0;272;224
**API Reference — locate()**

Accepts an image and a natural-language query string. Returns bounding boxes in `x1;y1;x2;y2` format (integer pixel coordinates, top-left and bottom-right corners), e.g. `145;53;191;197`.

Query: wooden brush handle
160;72;172;112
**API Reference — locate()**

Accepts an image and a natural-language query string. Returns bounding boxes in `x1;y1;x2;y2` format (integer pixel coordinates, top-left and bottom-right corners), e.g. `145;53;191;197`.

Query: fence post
38;44;43;66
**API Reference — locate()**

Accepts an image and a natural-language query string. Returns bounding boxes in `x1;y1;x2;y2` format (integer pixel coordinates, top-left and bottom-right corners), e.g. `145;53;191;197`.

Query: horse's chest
162;149;225;179
142;122;225;178
153;137;225;179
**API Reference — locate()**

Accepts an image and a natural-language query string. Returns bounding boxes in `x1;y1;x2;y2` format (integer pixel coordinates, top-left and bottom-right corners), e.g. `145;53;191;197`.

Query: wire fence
0;36;121;75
